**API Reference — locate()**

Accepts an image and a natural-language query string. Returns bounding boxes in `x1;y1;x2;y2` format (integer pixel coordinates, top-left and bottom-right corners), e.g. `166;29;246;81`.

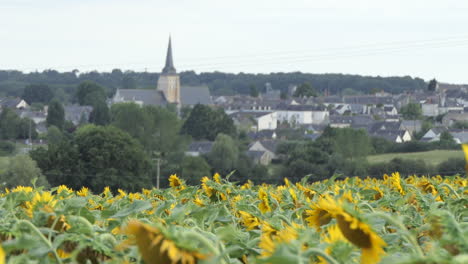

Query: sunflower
169;174;186;191
258;188;272;213
0;244;4;264
24;191;58;218
304;195;338;231
238;211;260;230
259;224;298;257
334;207;386;264
213;173;222;183
318;224;350;264
77;187;89;197
125;220;207;264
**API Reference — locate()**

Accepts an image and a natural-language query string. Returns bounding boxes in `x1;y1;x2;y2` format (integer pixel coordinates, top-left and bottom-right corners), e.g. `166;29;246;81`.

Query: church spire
162;36;176;75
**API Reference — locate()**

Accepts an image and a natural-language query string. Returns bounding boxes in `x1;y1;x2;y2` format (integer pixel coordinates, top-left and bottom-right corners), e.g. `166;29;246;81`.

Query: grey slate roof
370;130;401;142
116;89;168;106
247;130;276;140
64;105;93;125
180;86;213;106
259;140;278;153
0;98;23;108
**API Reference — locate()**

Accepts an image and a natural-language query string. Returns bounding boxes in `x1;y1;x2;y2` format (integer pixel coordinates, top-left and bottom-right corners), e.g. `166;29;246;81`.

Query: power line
6;35;468;72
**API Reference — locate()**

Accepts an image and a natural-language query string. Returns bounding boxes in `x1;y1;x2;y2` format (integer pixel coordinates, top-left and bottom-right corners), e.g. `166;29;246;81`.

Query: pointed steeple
162;36;177;75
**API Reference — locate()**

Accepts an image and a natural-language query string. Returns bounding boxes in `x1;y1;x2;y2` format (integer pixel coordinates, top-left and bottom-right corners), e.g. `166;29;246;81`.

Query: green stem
439;183;461;199
371;212;424;257
304;248;339;264
360;202;375;212
17;220;63;264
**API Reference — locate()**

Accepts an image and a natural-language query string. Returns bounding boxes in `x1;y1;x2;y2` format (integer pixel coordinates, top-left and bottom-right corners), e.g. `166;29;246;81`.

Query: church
112;37;212;107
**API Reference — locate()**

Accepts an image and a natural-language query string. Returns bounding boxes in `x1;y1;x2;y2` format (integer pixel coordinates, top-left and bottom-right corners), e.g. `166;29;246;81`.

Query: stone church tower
157;37;180;104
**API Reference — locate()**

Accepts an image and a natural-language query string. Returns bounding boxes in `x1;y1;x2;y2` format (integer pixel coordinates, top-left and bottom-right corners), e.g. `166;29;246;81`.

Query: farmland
367;150;464;166
0;173;466;264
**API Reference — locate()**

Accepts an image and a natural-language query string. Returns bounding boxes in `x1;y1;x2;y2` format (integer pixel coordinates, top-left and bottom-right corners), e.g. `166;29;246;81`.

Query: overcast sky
1;0;467;83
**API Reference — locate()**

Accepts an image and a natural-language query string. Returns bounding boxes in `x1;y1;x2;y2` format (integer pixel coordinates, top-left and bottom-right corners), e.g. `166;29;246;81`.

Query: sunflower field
0;172;467;264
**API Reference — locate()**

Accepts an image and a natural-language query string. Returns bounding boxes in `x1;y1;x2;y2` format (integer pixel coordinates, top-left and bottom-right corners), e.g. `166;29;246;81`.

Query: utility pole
29;118;32;150
156;157;160;189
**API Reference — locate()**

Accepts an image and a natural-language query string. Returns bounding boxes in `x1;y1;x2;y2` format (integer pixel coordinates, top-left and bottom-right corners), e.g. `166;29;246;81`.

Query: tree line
0;69;427;101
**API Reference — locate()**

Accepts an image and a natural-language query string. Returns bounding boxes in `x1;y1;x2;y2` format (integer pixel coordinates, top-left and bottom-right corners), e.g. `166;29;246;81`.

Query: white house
229;111;277;132
421;103;439;117
256;112;278;131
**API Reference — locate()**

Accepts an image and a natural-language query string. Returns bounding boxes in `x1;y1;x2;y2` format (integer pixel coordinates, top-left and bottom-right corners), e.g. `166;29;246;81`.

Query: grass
0;156;10;174
367;149;465;166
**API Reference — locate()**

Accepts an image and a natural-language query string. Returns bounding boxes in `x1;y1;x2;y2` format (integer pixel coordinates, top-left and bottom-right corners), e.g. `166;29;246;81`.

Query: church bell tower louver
157;36;181;104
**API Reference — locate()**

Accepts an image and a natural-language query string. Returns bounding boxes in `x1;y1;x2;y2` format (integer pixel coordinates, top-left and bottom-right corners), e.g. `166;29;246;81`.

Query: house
371;130;405;143
400;120;422;134
17;110;47;124
64;105;93;125
246;130;277;140
229;111;277;131
276;105;329;125
329;115;353;128
185;141;214;157
442;113;468;127
248;140;278;156
450;131;468;144
420;127;447;142
0;98;29;110
383;105;398;116
335;104;351;115
246;150;275;165
421;103;439;117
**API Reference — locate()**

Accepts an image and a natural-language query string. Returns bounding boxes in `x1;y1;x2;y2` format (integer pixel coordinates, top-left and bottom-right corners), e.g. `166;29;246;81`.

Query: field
0;173;466;264
367;150;464;166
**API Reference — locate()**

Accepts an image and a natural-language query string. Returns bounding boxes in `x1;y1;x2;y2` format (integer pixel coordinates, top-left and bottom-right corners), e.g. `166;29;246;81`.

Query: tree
249;84;259;97
0;155;49;188
180;156;211;185
181;104;236;141
427;78;437;92
206;134;239;175
89;101;110;126
31;125;152;192
110;103;149;141
400;103;422;120
22;84;54;104
47;125;64;145
438;131;456;148
122;74;137;89
293;82;317;98
47;99;65;129
76;81;107;106
0;108;20;139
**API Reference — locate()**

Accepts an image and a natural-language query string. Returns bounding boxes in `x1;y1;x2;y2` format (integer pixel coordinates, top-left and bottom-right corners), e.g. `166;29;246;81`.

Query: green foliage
0;108;37;140
0;155;49;188
368;158;433;178
400;103;422;120
76;81;107;106
249;84;259;97
22;84;54;104
436;158;465;175
427;78;438;92
46;99;65;129
180;156;211;185
451;121;468;129
0;141;15;156
317;127;373;158
181;104;236;141
206;134;239;175
46;126;64;145
89;100;110;126
30;125;152;192
293;82;317;98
